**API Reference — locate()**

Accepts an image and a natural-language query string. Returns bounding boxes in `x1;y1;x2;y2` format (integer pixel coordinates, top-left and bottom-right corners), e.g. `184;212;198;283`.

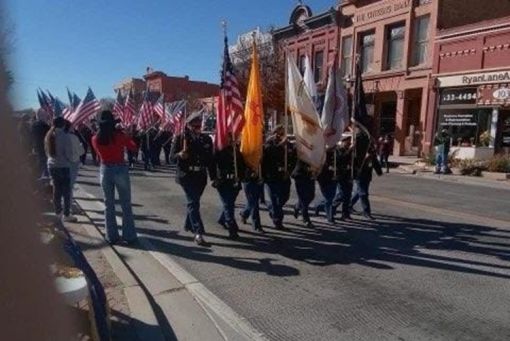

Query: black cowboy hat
98;110;121;125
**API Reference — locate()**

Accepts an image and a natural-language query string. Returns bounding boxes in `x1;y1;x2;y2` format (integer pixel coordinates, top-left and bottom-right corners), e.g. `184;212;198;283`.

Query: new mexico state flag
241;41;264;171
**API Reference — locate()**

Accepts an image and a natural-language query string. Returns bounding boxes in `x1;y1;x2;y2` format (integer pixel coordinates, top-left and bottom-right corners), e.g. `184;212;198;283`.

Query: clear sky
6;0;335;110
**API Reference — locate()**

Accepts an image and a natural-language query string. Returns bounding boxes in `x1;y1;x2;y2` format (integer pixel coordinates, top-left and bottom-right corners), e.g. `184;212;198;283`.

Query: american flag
71;93;81;110
137;91;155;131
71;87;101;128
123;90;136;127
161;100;186;132
53;97;67;118
113;90;124;119
38;89;54;117
153;94;165;119
215;35;244;151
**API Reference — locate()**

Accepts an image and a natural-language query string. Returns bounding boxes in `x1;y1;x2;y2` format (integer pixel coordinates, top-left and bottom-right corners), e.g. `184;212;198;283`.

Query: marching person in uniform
316;144;340;223
212;136;245;240
240;166;264;233
350;145;383;220
262;125;293;230
170;116;215;245
335;135;354;220
292;159;316;229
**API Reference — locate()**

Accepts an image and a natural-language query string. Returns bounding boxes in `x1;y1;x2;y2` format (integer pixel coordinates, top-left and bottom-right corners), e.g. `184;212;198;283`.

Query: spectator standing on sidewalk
31;109;50;179
434;129;451;174
377;135;391;173
64;120;85;211
45;116;77;222
92;110;138;245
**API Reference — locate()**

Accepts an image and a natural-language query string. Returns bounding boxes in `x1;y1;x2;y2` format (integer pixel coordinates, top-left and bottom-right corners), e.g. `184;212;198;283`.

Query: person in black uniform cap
333;135;354;220
212;135;245;240
351;145;382;220
292;159;316;229
170;116;215;245
262;125;295;230
240;166;264;233
316;143;340;223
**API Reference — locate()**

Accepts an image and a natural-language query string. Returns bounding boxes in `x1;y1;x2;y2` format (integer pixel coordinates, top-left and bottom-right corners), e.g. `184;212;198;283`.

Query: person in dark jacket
31;109;51;178
292;159;316;228
434;129;451;174
212;137;245;240
377;135;391;173
350;146;383;220
316;145;340;223
170;116;215;245
262;125;294;230
240;166;264;233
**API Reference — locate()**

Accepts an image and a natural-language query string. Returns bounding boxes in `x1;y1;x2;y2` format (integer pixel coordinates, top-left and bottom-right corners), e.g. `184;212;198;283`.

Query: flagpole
284;43;289;176
351;55;360;180
223;20;239;182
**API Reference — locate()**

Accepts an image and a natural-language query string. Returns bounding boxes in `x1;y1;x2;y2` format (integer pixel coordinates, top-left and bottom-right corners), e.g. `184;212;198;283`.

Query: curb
71;196;165;341
75;185;267;341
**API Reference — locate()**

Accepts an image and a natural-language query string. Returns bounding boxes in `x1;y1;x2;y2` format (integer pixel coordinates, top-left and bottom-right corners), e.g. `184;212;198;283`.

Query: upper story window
314;50;324;83
299;54;306;76
340;36;353;78
411;15;430;66
359;30;375;73
385;22;406;70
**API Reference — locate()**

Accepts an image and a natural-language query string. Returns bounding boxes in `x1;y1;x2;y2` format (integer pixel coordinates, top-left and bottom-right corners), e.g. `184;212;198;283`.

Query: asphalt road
77;163;510;341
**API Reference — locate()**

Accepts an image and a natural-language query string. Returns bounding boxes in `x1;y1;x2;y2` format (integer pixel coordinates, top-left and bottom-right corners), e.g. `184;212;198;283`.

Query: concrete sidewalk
72;186;260;341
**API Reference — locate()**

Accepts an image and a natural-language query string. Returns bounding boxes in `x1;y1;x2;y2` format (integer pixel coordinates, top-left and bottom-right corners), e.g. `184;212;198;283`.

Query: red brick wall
434;21;510;74
438;0;510;29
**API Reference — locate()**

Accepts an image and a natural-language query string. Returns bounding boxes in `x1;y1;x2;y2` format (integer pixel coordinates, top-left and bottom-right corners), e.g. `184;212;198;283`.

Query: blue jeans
69;161;80;203
318;180;336;222
351;179;371;215
180;174;207;234
435;151;448;173
337;179;353;216
49;167;71;216
241;181;262;228
100;164;137;242
217;182;240;232
294;178;315;222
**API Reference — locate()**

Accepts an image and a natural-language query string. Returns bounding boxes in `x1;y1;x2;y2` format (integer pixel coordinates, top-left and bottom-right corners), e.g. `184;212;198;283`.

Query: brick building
272;0;510;156
338;0;438;156
273;4;341;97
428;15;510;159
144;71;219;103
114;78;146;104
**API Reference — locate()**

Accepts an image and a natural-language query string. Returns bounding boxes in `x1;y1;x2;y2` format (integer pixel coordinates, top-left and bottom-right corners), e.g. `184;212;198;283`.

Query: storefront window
437;108;492;147
386;23;406;70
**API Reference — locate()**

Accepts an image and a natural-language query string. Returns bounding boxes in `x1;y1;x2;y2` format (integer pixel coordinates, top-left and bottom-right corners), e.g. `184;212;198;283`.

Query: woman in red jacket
92;110;138;244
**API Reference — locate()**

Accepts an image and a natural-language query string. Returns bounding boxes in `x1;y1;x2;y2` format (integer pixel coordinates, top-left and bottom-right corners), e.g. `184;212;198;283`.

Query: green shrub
486;154;510;173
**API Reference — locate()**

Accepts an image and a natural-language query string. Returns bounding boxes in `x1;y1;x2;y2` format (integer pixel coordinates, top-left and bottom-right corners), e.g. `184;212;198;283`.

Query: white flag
303;55;319;110
287;56;326;171
321;63;348;147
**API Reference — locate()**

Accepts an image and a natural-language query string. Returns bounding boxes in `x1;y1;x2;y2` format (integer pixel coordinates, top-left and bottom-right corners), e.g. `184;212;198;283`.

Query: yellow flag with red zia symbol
240;39;264;172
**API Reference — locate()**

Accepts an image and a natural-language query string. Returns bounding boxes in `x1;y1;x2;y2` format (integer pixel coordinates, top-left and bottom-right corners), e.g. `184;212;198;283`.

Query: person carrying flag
212;135;245;240
262;125;295;230
170;115;215;246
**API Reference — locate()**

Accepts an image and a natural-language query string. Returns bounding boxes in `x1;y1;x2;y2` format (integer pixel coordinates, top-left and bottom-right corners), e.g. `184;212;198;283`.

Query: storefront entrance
497;109;510;153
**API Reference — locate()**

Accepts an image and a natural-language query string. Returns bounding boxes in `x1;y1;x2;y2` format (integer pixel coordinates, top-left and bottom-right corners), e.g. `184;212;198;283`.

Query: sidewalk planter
450;146;494;160
482;171;510;180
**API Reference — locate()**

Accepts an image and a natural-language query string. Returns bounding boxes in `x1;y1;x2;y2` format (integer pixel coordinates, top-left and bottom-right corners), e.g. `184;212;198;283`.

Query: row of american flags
36;85;188;134
35;30;244;151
